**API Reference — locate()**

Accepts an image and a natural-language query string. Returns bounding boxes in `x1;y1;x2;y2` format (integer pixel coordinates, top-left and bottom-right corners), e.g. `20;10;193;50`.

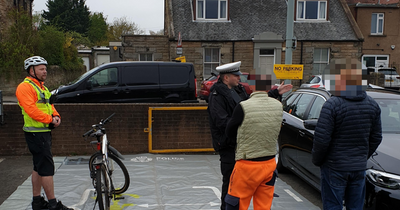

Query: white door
260;56;274;75
96;54;110;67
81;57;90;71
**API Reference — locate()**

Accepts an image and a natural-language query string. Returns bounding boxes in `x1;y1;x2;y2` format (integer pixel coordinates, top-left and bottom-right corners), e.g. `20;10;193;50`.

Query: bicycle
82;113;130;210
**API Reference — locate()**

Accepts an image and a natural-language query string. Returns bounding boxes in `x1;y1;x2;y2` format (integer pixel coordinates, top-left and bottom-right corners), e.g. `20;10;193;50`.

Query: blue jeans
320;165;366;210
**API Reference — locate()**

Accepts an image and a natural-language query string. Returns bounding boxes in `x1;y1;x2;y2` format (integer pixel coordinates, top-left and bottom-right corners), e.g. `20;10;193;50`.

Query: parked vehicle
277;87;400;209
52;62;198;103
378;68;400;90
199;73;253;102
301;75;386;90
300;75;324;88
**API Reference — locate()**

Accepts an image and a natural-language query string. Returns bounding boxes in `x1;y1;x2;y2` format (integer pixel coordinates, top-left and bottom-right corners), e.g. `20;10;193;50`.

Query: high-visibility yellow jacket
16;77;60;132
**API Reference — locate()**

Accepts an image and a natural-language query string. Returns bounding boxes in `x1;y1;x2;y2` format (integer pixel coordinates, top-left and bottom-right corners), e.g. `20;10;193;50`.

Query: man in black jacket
312;58;382;210
207;61;292;210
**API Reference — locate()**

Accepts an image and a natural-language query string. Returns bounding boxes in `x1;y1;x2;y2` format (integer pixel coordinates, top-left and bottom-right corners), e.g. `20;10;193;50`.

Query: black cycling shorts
25;132;55;176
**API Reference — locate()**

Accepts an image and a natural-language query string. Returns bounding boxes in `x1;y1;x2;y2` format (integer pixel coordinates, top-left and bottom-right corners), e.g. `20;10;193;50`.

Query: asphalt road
0;155;323;209
278;171;323;209
0;156;33;205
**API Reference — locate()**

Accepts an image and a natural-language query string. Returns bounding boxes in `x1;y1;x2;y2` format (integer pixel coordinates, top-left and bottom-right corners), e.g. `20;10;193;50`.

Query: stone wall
123;35;170;62
167;41;254;80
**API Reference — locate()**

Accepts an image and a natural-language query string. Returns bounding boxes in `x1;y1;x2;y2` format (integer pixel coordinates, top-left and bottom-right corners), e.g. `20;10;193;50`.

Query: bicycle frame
83;113;130;209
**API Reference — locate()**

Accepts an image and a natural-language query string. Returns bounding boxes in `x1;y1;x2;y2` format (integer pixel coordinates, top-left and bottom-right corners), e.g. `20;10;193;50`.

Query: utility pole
285;0;295;86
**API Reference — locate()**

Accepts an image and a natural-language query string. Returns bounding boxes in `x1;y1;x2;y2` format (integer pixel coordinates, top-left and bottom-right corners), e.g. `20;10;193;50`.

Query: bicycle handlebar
82;129;94;137
82;113;115;138
102;113;115;125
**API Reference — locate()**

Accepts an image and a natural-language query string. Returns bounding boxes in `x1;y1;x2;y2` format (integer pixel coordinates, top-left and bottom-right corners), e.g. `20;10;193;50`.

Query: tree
42;0;90;35
107;16;145;41
149;29;164;35
0;8;39;80
88;12;108;46
37;25;65;66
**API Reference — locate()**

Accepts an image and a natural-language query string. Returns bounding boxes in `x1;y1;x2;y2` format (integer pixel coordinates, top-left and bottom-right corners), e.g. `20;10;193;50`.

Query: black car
277;87;400;209
52;62;198;103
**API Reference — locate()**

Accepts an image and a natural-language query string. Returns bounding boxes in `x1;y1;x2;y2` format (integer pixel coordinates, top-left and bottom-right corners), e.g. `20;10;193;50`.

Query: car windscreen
308;76;321;84
376;99;400;133
206;75;217;81
378;69;398;76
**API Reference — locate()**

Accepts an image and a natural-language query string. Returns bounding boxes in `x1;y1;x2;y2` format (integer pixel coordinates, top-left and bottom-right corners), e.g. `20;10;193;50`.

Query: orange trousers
225;158;277;210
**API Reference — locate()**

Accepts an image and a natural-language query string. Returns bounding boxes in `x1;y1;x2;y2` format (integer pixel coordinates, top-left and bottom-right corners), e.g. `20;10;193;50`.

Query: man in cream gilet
224;91;283;210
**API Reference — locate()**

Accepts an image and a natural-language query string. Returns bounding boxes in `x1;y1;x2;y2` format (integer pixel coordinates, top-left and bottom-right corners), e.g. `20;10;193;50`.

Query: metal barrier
144;106;214;153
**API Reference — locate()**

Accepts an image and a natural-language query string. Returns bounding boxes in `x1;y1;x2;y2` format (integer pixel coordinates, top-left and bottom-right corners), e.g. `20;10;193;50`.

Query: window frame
291;94;316;120
139;53;153;61
306;95;326;120
203;48;221;79
296;0;328;21
371;13;384;35
89;67;119;88
313;48;330;75
196;0;228;21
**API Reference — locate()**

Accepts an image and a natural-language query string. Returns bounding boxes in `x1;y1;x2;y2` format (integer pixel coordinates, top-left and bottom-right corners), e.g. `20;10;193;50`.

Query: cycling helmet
24;56;48;70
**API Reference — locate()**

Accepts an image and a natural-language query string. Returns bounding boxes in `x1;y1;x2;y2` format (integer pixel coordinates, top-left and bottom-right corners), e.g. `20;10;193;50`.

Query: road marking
0;158;4;164
131;156;153;162
70;189;95;210
284;189;303;202
138;202;219;208
193;186;221;200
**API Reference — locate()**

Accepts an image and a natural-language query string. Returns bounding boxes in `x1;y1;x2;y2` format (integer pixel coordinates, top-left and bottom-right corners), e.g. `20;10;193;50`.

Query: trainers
49;201;74;210
32;196;49;210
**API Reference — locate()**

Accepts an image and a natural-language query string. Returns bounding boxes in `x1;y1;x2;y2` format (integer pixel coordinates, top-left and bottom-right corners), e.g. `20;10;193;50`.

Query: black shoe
32;196;49;210
49;201;74;210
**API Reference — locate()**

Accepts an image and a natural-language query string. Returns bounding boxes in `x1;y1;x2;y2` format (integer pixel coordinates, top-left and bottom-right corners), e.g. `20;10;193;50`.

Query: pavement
0;154;320;210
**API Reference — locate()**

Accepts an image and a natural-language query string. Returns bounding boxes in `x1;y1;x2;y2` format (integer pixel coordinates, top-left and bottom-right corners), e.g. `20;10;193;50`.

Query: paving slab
0;154;320;210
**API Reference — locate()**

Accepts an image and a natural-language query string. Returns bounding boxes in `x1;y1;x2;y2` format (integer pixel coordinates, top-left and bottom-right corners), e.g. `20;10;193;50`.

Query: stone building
0;0;34;40
122;0;364;88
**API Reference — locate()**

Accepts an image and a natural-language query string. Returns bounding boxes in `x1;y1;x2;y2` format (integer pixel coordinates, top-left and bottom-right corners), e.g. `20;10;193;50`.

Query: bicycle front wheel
90;153;130;194
96;164;110;210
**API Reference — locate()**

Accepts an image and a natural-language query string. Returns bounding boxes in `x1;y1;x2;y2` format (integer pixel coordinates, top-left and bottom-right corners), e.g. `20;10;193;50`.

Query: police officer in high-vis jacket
16;56;73;210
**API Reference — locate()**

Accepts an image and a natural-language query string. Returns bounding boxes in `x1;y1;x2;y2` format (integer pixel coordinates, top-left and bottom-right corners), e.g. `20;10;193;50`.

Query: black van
52;62;198;103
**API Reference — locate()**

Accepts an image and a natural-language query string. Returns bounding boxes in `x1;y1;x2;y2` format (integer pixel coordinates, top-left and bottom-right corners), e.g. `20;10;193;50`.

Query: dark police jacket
312;91;382;171
207;80;280;163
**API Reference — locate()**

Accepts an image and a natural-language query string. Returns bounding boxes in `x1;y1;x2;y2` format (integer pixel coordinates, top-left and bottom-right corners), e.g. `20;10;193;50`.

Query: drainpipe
300;41;303;64
300;41;304;83
232;41;235;62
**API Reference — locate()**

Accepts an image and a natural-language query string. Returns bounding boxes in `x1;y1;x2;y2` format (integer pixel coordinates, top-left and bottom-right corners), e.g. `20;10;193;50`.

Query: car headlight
51;89;58;95
366;169;400;190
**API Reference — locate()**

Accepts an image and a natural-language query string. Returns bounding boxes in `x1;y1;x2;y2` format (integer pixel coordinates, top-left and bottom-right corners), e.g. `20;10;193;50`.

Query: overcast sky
33;0;164;34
